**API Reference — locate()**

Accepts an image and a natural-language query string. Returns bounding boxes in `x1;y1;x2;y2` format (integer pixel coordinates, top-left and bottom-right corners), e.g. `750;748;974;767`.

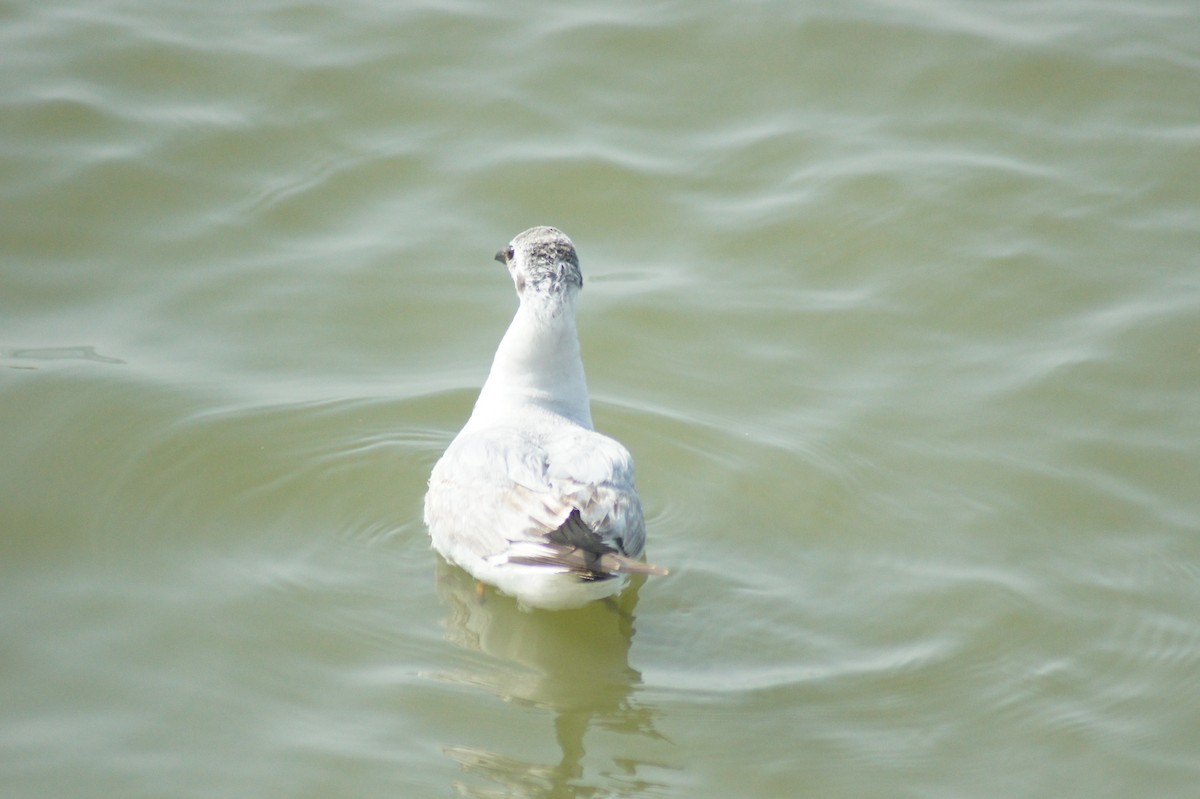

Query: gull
424;226;666;610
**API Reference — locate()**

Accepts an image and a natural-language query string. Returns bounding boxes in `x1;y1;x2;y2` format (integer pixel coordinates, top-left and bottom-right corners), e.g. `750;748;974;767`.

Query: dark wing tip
506;509;669;580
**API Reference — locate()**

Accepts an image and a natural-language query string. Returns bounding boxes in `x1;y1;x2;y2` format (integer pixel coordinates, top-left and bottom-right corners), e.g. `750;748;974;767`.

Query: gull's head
494;226;583;300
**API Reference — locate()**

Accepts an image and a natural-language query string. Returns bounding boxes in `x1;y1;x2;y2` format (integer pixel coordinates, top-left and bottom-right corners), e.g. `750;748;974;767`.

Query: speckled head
494;226;583;298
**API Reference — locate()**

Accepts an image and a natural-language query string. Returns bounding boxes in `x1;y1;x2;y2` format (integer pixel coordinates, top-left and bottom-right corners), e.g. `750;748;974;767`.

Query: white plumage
424;226;666;610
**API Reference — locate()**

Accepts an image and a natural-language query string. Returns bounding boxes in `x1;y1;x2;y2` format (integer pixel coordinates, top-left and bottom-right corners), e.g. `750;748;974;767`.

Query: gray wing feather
424;425;651;572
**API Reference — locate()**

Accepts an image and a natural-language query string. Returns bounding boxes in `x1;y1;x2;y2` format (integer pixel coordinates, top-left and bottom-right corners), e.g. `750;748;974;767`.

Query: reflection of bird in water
425;227;666;611
432;560;671;798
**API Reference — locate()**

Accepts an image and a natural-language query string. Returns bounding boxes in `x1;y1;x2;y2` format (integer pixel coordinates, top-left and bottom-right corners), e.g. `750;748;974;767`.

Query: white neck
466;291;593;429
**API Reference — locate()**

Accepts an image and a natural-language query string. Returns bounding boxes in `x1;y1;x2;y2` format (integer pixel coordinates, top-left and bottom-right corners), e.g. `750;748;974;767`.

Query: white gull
424;226;666;610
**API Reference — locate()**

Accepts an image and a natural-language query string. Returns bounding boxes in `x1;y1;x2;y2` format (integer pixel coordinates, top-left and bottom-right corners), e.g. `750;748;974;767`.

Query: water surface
3;1;1199;797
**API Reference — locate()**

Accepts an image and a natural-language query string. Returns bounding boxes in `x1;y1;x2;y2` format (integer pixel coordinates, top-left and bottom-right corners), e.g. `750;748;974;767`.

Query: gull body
424;226;665;610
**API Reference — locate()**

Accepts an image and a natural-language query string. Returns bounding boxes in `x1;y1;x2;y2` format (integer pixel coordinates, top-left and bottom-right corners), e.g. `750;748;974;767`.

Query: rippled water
3;1;1199;797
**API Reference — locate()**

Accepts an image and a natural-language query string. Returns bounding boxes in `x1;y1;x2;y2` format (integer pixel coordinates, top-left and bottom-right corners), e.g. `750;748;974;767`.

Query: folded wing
425;425;664;580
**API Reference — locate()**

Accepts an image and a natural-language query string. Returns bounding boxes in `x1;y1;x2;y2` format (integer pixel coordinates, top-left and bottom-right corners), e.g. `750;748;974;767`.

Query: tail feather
597;552;669;576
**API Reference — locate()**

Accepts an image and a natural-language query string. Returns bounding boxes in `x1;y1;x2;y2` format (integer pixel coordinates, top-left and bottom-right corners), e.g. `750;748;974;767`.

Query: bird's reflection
432;559;669;798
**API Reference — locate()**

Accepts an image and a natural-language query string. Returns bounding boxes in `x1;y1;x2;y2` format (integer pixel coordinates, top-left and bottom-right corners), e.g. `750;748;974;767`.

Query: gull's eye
505;246;515;261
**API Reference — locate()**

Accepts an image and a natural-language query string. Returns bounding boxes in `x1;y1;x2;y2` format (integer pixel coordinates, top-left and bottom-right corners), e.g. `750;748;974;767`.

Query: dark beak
494;250;506;264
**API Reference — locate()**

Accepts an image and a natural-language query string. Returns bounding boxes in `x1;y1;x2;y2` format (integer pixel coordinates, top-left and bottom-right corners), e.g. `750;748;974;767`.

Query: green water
3;1;1199;797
